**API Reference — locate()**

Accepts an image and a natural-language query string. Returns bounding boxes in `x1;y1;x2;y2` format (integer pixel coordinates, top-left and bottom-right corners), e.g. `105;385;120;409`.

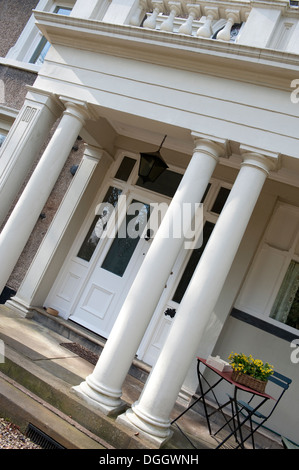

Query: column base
116;407;173;447
5;297;34;318
71;380;126;416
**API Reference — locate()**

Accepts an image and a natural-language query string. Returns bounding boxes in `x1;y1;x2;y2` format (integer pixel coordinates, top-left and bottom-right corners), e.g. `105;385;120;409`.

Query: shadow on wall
0;286;16;304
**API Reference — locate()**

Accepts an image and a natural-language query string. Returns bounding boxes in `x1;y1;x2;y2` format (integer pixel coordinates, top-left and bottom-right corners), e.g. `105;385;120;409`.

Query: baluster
130;0;147;26
178;4;200;35
160;1;181;32
197;7;218;38
216;10;240;41
143;0;164;29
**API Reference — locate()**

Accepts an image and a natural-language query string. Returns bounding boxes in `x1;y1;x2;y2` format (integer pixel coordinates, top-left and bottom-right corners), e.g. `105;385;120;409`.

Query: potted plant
228;352;274;393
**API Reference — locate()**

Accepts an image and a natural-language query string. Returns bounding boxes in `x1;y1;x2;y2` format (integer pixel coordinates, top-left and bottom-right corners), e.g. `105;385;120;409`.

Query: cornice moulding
33;11;299;89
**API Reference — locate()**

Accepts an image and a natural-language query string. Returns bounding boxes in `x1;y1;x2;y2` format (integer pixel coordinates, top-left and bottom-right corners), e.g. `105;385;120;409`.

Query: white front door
69;194;153;337
45;156;229;367
137;220;216;365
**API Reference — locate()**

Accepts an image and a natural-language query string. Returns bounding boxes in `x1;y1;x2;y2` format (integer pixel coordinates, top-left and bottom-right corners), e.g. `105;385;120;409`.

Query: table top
197;357;274;400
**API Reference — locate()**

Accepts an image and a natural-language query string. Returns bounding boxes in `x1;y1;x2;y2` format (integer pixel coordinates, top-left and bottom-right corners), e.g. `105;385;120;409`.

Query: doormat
60;342;99;365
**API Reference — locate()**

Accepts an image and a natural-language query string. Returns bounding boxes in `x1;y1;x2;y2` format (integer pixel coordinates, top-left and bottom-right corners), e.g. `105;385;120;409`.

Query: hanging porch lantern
138;135;168;183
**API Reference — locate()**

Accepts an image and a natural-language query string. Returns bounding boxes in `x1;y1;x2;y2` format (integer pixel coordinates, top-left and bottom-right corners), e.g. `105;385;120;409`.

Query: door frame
45;149;176;328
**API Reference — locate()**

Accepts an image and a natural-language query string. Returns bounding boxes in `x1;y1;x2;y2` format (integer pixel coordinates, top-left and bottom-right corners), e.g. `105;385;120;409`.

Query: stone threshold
31;307;151;385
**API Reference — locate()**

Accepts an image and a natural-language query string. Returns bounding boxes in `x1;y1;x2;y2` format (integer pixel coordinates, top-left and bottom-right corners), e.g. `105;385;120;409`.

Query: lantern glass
138;151;168;183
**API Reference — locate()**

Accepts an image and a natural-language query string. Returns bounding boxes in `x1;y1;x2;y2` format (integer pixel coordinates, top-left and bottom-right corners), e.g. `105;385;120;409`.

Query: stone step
0;306;154;450
0;371;107;449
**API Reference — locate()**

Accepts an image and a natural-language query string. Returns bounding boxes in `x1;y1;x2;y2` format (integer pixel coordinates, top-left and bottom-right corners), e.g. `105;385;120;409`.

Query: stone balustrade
130;0;251;42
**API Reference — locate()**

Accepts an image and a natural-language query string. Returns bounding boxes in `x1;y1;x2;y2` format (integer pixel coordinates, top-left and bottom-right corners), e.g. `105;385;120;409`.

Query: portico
118;149;279;443
0;0;298;446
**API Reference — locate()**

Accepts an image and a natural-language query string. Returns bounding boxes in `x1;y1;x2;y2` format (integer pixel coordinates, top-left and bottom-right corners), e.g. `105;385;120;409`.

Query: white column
7;145;112;317
0;90;62;226
72;134;227;414
0;99;90;295
119;149;277;443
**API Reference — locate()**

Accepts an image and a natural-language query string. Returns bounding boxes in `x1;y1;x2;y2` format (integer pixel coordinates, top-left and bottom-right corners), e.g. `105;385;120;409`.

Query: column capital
59;96;98;124
240;144;281;175
191;131;230;160
25;86;64;117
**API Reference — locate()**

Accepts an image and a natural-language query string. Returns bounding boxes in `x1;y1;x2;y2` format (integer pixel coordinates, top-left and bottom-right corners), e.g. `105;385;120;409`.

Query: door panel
138;221;215;365
69;198;151;337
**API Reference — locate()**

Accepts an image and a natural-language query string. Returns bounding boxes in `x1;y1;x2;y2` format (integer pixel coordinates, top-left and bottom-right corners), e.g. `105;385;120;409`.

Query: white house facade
0;0;299;445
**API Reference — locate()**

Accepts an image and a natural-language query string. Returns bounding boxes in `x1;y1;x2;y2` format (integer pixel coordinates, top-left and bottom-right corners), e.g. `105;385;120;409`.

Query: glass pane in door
172;221;215;303
101;200;151;277
77;186;122;262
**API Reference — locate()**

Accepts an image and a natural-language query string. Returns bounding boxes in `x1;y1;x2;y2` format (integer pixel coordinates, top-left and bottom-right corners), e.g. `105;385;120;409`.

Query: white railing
130;0;251;42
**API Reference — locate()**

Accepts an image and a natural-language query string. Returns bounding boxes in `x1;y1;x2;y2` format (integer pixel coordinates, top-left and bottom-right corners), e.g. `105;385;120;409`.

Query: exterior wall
0;66;36;109
0;0;299;443
34;41;298;157
0;0;38;57
0;1;85;292
5;135;85;292
214;318;297;439
201;176;299;440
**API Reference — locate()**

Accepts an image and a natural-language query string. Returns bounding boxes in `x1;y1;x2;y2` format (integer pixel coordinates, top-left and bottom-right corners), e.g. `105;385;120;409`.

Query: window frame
0;106;18;143
3;0;74;69
236;201;299;337
270;259;299;329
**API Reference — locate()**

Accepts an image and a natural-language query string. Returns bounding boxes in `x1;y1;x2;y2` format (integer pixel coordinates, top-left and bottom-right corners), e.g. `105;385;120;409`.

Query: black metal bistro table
171;357;275;449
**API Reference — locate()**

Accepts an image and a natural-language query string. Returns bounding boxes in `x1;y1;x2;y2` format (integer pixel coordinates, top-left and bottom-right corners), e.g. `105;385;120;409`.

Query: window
0;133;6;147
0;106;17;147
270;261;299;330
101;200;151;277
235;202;299;333
171;183;231;305
5;1;74;66
77;186;122;262
172;221;215;303
29;6;72;65
211;186;230;214
114;156;136;181
136;169;182;198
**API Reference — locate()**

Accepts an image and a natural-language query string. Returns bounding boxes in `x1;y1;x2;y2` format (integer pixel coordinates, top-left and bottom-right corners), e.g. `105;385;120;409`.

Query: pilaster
7;144;112;317
0;99;93;297
0;90;62;226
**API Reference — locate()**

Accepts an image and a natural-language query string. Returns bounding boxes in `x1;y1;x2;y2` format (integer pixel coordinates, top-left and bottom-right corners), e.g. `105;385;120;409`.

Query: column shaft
0;101;87;295
0;92;61;226
7;145;111;316
73;135;226;413
121;152;276;441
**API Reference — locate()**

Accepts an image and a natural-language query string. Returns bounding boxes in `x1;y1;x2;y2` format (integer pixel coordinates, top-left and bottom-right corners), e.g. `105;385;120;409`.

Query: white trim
5;0;74;65
235;201;299;336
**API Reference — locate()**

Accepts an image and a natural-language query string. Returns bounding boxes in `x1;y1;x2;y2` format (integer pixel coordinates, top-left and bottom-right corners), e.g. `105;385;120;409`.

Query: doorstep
30;306;151;385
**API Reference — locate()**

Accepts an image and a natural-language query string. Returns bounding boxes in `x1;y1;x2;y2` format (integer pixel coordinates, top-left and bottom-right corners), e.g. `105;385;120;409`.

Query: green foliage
228;352;274;382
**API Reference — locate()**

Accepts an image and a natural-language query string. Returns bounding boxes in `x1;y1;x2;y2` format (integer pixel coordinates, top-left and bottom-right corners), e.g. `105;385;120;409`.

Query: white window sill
0;57;40;74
